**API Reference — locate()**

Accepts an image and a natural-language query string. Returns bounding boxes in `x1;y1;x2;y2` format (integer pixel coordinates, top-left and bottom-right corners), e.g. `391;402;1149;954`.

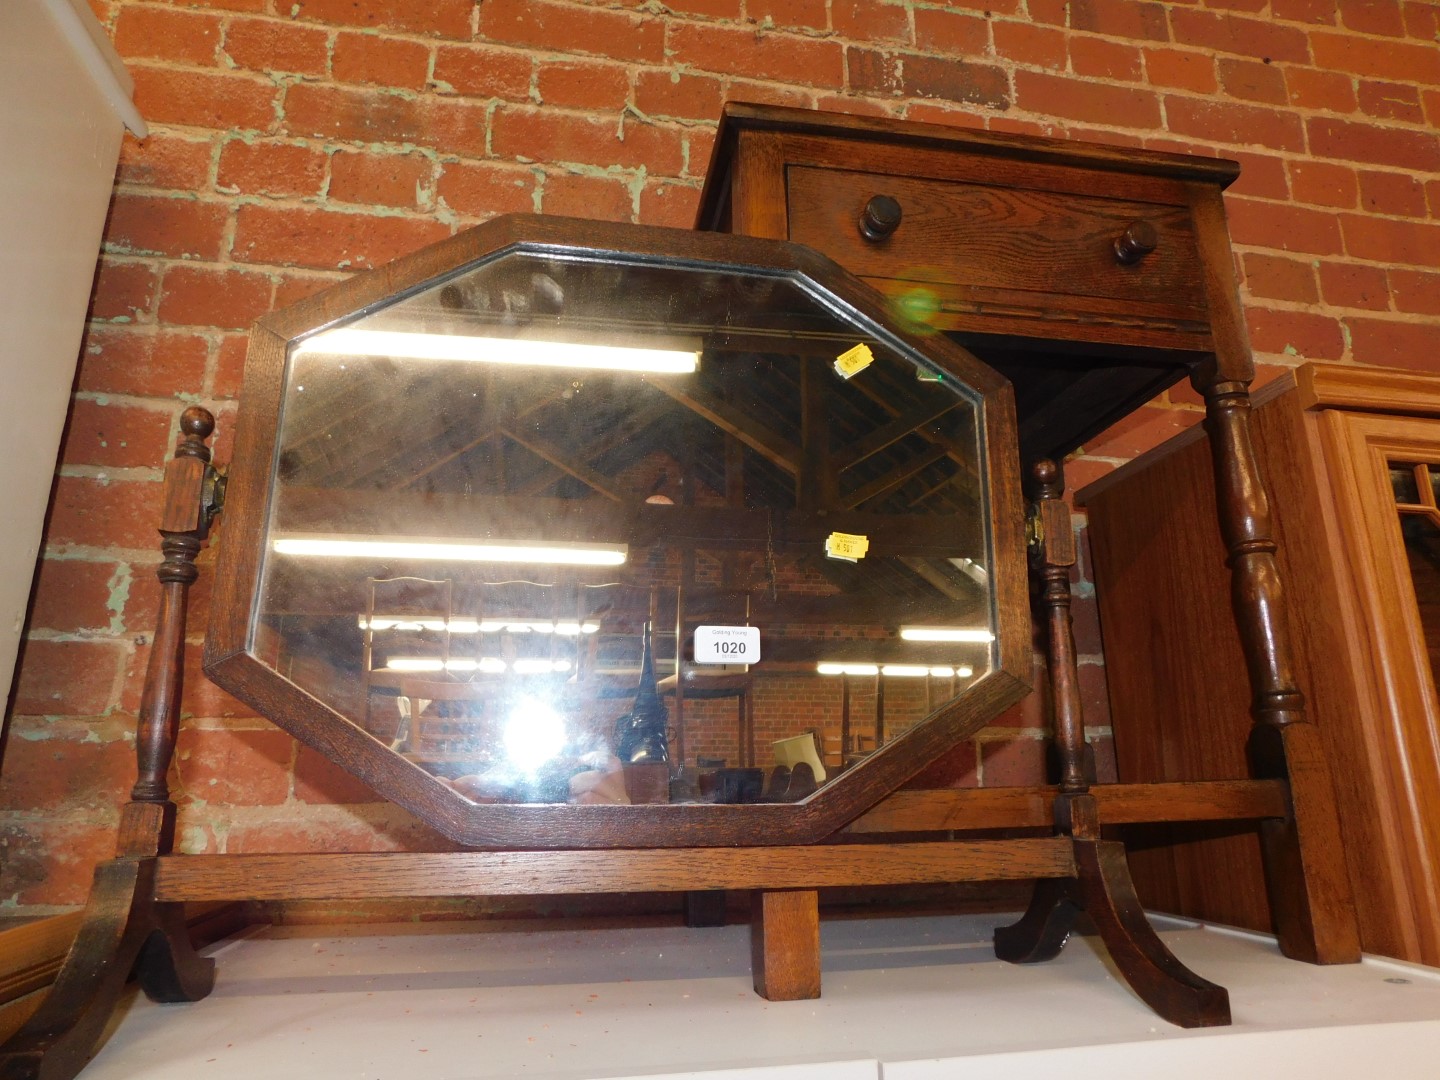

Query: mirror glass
251;246;995;806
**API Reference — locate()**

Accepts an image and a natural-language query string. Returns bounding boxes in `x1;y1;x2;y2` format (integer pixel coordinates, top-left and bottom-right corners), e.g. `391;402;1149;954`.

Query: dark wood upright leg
0;409;221;1080
994;877;1078;963
684;890;728;928
996;462;1230;1027
996;461;1086;961
1198;374;1361;965
750;890;821;1001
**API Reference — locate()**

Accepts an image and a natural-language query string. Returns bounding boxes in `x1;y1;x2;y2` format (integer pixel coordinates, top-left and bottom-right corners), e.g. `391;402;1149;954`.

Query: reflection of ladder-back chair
393;677;494;771
361;576;453;740
657;586;755;767
838;670;880;768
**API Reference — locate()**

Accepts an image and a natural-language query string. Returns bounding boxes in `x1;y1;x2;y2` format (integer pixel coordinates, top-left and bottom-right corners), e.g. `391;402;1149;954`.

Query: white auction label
693;625;760;664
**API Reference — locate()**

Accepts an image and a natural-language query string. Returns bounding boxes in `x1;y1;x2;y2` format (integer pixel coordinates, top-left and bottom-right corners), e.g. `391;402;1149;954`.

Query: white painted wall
0;1;144;725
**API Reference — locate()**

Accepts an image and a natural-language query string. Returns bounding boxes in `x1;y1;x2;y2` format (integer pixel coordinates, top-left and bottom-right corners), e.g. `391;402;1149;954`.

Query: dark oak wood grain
1073;840;1230;1028
150;841;1078;901
1030;461;1087;797
786;166;1206;322
841;780;1289;834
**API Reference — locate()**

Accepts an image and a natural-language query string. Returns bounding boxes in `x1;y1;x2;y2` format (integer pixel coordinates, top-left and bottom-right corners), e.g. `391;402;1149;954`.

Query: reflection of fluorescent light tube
385;657;444;672
899;627;995;643
817;663;880;677
818;662;974;678
293;328;700;374
359;616;483;633
384;656;569;675
274;535;627;566
479;619;600;634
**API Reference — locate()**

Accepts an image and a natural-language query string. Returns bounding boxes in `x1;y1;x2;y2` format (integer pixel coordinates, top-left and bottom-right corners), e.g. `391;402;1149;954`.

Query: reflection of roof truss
647;379;801;477
272;337;993;613
272;489;984;559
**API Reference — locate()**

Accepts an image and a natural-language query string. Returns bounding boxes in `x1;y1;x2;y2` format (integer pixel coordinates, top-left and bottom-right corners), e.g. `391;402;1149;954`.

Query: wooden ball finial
1029;458;1064;501
179;406;215;440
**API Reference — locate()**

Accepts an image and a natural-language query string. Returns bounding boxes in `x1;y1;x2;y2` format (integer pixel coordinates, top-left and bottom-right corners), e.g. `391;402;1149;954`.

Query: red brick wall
2;0;1438;910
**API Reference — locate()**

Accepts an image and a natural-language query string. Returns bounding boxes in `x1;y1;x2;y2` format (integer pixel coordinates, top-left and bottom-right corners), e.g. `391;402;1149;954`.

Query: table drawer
786;165;1209;342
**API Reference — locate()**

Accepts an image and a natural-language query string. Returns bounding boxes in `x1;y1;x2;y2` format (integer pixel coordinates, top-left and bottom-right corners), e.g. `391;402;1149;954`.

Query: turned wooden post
119;407;218;858
1;408;221;1080
1197;374;1360;964
997;466;1231;1026
1029;460;1089;801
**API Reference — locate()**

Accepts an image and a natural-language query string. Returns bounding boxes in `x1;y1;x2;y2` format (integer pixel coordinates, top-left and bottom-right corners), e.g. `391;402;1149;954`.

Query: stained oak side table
695;102;1360;965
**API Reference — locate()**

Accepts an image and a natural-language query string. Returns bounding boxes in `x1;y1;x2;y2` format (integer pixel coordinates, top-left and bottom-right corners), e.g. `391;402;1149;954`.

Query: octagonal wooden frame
203;213;1030;849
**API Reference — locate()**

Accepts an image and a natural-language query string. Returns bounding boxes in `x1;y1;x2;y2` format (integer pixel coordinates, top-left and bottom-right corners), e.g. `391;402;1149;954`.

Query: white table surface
83;910;1440;1079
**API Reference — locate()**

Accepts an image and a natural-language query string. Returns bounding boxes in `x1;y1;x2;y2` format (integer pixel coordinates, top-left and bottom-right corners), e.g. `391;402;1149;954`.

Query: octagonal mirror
206;215;1029;848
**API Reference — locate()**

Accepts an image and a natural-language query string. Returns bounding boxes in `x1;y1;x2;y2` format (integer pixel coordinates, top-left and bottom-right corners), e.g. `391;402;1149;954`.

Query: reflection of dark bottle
615;620;669;765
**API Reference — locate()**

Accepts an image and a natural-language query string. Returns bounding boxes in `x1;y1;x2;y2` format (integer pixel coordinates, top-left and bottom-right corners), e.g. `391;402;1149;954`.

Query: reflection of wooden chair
657;586;754;766
837;671;880;768
393;677;494;768
361;575;453;736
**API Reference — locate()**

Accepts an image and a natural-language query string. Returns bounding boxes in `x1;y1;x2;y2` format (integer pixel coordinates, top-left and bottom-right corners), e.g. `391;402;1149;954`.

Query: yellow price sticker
825;531;870;563
833;343;874;380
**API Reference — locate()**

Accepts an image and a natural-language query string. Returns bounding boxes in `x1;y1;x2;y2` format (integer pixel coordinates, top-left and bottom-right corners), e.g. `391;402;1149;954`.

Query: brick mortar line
116;38;1440;112
113;106;1440;189
108;2;1440;61
55;464;165;481
108;154;1440;220
115;52;1437;123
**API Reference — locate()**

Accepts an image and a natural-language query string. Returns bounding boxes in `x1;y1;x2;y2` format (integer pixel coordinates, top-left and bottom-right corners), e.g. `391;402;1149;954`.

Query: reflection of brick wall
3;1;1435;911
666;661;1111;792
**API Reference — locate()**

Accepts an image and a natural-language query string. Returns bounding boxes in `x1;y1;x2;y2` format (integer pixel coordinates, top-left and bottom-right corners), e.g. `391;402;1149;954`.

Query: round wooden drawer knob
859;195;903;241
1113;220;1159;265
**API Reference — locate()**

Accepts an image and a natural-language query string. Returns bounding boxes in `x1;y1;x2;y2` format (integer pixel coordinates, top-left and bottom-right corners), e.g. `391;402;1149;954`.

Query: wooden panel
152;841;1077;901
787;166;1206;323
1314;410;1440;963
0;914;82;1006
1298;363;1440;418
841;780;1289;834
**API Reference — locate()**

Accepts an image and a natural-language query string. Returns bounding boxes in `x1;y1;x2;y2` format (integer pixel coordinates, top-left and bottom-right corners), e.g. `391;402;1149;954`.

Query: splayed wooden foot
993;877;1080;964
1074;839;1230;1028
0;858;215;1080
